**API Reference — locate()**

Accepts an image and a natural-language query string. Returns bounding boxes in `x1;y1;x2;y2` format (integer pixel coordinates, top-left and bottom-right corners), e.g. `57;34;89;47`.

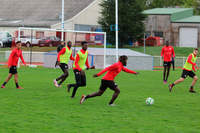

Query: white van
0;32;12;47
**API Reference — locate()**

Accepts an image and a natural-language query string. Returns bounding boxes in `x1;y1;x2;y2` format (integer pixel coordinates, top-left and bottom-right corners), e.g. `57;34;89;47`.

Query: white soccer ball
146;97;154;105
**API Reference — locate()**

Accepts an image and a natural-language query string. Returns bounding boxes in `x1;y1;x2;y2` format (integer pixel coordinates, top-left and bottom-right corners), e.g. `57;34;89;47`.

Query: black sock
190;86;193;90
171;83;175;87
2;82;7;86
15;83;19;88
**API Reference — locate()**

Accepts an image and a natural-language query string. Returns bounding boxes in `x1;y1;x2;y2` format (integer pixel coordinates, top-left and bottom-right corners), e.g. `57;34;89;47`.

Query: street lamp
115;0;118;62
61;0;64;41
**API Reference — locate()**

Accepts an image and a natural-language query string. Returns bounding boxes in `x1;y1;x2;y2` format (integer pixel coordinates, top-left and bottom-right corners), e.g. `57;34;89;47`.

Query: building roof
0;0;95;27
144;8;194;21
173;16;200;23
143;8;193;15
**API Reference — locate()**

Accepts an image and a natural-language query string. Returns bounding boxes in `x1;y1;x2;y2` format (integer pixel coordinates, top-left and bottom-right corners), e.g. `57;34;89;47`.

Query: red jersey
161;46;175;62
57;46;75;62
8;48;26;67
73;49;90;71
97;61;136;81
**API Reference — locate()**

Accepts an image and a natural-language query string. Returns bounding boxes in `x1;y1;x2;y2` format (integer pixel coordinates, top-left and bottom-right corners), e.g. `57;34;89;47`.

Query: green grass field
0;67;200;133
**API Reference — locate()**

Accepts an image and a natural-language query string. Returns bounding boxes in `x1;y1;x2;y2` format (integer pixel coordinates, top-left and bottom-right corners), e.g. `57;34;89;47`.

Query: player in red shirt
161;41;175;84
1;41;26;89
80;55;139;106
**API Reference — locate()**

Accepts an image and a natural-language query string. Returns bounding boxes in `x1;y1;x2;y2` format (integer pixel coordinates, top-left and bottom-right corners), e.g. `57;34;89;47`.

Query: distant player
161;41;175;83
80;55;139;106
55;41;66;67
54;41;74;87
171;56;175;71
1;41;26;89
169;48;198;93
67;41;94;98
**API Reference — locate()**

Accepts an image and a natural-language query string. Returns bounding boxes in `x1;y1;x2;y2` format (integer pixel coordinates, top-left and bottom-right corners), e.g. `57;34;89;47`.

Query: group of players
0;40;198;106
161;41;198;93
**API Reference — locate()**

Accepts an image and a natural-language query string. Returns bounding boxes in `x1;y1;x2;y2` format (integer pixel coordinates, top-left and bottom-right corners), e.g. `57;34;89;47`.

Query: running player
55;41;66;67
80;55;139;106
161;41;175;83
67;41;94;98
169;48;198;93
54;41;74;87
1;41;26;89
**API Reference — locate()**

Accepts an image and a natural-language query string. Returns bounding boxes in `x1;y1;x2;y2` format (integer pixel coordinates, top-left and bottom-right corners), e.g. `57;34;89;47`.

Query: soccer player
80;55;139;106
67;41;94;98
54;41;74;87
171;56;175;71
1;41;26;89
169;48;198;93
161;41;175;83
55;41;66;67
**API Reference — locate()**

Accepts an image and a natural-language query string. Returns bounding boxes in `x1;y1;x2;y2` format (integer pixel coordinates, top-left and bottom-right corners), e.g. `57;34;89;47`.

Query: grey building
144;8;200;48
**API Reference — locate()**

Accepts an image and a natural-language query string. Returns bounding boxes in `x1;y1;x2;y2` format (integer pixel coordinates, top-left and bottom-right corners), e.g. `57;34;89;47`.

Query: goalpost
17;27;107;68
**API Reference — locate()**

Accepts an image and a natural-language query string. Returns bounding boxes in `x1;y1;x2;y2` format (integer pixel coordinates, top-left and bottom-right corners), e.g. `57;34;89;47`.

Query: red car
38;36;61;47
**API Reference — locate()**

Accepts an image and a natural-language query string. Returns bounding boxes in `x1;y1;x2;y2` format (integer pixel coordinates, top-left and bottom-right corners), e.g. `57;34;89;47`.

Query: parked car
20;36;40;47
0;41;3;47
38;36;61;47
0;31;12;47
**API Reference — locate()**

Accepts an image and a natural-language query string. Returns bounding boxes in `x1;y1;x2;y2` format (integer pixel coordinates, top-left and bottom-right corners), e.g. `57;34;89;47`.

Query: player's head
61;41;65;45
119;55;128;66
81;41;88;51
67;41;72;48
166;41;169;46
16;41;22;49
193;48;198;55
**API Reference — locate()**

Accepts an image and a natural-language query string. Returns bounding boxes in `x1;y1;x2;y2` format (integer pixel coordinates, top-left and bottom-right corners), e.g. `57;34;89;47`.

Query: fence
1;50;198;70
153;56;200;68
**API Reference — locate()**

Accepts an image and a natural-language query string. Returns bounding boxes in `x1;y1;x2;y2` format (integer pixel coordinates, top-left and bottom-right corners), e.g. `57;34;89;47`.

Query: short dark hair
16;41;21;44
67;41;72;45
81;41;87;46
119;55;128;62
194;48;198;51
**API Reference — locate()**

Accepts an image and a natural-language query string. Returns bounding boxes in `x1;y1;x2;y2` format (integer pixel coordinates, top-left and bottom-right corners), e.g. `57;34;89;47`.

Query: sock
190;86;193;90
171;83;175;87
15;83;19;88
2;82;7;86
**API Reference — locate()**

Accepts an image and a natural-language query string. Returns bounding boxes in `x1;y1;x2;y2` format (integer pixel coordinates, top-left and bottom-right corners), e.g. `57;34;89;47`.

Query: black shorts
74;69;86;86
99;79;118;91
9;66;17;74
59;63;68;73
163;61;171;67
181;70;196;79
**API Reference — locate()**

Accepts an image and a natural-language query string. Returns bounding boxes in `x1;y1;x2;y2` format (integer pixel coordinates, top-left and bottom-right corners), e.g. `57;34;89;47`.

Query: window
154;31;163;37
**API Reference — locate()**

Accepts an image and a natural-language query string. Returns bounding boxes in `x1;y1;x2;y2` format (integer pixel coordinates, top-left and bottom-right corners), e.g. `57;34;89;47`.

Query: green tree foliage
98;0;146;47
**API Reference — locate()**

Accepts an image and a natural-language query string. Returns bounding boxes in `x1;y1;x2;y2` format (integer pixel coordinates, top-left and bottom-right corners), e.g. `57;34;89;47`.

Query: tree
98;0;146;47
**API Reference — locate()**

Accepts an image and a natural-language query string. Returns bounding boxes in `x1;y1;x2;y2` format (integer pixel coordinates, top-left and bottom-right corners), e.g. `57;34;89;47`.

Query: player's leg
188;72;198;93
109;87;120;105
14;73;23;89
71;70;82;98
163;62;167;83
169;70;187;92
166;62;171;81
1;73;13;88
80;80;107;104
54;63;68;87
108;81;120;105
172;60;175;70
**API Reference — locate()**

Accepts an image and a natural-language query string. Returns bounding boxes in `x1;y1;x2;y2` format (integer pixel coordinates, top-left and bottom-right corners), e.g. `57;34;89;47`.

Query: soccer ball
146;97;154;105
